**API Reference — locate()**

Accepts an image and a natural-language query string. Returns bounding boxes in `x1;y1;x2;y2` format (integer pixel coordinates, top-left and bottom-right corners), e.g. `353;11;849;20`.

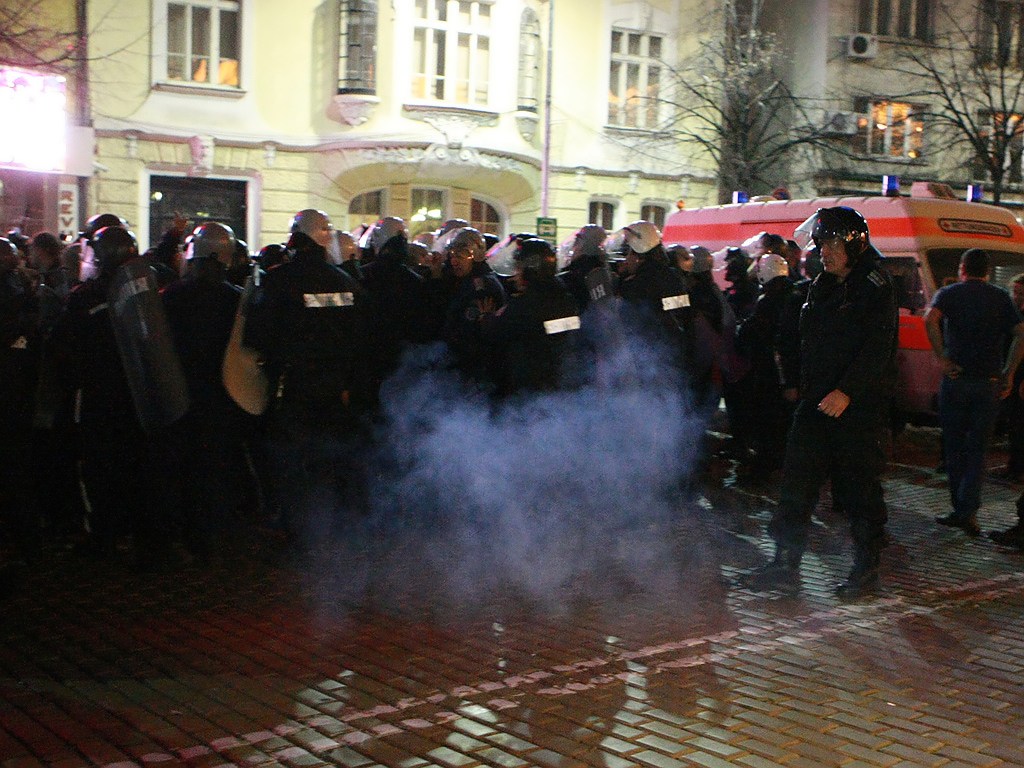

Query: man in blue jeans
925;248;1024;536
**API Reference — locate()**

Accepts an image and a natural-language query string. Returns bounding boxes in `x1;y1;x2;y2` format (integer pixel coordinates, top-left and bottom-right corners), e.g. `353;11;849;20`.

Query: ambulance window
881;256;925;312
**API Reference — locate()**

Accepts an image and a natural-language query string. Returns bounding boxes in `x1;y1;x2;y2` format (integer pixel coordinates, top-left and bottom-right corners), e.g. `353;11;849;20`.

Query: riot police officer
161;222;246;560
561;224;616;312
740;207;897;598
483;237;580;396
50;224;172;563
244;209;373;552
435;227;507;386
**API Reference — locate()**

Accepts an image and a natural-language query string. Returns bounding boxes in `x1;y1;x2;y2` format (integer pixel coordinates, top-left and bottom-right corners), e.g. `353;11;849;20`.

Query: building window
589;200;615;230
410;187;446;238
470;197;501;234
854;99;924;159
411;0;491;105
640;203;667;230
338;0;377;94
518;8;541;112
348;189;385;231
977;112;1024;183
978;0;1024;68
857;0;931;41
165;0;241;87
608;29;662;129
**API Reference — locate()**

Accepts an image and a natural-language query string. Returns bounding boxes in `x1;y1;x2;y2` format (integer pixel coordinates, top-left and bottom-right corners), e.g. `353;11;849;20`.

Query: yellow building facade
78;0;717;250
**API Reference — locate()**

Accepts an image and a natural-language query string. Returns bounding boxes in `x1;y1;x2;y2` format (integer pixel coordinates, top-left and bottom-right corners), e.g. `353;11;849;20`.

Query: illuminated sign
0;67;67;172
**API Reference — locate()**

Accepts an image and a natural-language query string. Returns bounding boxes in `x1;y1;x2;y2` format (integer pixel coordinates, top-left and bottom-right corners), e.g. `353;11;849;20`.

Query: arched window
348;189;384;231
640;203;667;229
338;0;377;94
470;197;501;234
589;200;616;229
518;8;541;112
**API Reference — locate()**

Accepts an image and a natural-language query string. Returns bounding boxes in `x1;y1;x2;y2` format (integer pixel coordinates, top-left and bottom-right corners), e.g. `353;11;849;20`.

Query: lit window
589;201;615;229
348;190;385;231
854;100;924;159
339;0;377;94
640;204;667;230
977;0;1024;68
518;9;541;112
166;0;241;87
470;197;501;234
411;0;491;106
410;188;446;238
857;0;932;40
608;29;662;129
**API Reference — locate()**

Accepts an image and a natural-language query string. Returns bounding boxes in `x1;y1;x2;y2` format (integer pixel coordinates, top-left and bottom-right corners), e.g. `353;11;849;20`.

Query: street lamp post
541;0;554;217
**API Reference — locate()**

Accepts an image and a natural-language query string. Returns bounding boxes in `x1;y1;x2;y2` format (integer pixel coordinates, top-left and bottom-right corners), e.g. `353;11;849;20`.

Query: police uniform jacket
618;257;693;369
798;246;897;411
161;269;242;420
244;237;372;420
485;278;579;395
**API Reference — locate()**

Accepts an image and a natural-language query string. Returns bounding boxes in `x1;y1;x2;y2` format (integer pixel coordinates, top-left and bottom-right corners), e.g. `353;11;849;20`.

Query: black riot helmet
514;237;558;282
796;206;870;262
82;213;127;242
91;225;139;275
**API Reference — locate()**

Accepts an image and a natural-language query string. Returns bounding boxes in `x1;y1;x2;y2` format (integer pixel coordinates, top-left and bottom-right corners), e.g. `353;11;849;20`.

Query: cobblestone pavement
3;427;1024;768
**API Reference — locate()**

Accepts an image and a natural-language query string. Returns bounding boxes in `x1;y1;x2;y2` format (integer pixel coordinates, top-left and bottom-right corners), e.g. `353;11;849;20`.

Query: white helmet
558;224;606;270
755;253;790;284
620;220;662;255
359;216;408;256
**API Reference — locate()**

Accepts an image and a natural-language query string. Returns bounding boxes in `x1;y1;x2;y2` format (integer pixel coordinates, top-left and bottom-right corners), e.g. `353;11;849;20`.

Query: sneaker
935;513;981;536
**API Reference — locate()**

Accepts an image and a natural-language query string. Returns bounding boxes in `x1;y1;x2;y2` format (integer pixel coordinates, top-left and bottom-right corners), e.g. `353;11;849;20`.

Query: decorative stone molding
263;142;277;167
629;172;639;193
351;144;524;174
187;134;214;176
125;133;138;159
575;168;587;190
402;104;498;148
515;111;539;142
330;94;379;126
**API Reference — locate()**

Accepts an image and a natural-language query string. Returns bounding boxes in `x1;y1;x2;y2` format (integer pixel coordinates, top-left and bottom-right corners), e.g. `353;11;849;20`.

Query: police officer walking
740;207;898;598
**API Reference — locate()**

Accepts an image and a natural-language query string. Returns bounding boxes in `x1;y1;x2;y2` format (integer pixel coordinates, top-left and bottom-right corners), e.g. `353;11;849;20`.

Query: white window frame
411;0;493;106
152;0;247;94
137;168;259;252
978;0;1024;68
517;8;541;112
589;199;618;230
607;28;663;130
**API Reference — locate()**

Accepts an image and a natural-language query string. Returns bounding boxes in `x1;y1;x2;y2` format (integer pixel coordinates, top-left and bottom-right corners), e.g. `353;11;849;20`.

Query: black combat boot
835;546;880;598
738;544;802;593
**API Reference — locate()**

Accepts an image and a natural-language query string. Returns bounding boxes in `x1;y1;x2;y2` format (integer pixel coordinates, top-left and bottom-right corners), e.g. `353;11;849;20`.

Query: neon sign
0;67;67;172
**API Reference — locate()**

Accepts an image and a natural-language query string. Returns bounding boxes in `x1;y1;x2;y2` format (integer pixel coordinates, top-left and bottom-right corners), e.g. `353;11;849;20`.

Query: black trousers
769;400;888;553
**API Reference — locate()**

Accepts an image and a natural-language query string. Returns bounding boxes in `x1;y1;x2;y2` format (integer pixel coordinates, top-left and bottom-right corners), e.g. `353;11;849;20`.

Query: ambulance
661;184;1024;422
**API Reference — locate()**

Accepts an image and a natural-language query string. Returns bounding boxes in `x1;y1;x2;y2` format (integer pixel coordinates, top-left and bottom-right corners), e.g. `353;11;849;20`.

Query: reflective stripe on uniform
544;315;581;335
662;294;690;311
303;292;354;308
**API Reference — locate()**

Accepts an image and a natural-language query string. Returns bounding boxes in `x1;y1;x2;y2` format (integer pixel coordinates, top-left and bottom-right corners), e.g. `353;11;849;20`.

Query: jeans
939;376;1001;519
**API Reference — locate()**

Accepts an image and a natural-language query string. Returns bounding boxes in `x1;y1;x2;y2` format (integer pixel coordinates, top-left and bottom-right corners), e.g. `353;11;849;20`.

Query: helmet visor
485;234;520;277
793;213;819;251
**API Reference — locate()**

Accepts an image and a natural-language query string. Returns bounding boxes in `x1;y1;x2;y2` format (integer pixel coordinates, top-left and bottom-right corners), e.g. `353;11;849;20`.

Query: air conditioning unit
847;33;879;59
823;111;862;136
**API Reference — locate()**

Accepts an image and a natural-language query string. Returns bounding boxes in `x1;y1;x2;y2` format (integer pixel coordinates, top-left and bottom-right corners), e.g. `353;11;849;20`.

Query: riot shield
107;258;191;433
222;268;269;416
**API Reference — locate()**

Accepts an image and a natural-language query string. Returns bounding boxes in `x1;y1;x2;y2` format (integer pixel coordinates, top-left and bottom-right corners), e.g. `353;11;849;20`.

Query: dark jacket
244;236;372;420
798;247;898;410
485;278;580;395
161;266;242;420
